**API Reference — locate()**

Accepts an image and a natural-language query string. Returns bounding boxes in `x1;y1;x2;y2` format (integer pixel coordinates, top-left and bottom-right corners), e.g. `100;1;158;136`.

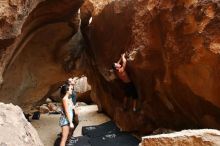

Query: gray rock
0;102;43;146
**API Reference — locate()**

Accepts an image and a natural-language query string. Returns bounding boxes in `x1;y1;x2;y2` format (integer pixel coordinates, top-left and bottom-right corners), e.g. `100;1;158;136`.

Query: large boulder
0;102;43;146
80;0;220;134
0;0;85;111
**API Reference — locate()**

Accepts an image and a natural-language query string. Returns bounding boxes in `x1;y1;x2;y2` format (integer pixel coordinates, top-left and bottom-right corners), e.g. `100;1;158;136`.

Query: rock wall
80;0;220;134
0;102;43;146
0;0;85;111
0;0;45;83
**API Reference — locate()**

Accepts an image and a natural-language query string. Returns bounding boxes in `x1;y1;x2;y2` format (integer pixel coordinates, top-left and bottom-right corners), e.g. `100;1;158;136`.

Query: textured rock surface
74;76;91;93
140;129;220;146
0;0;84;62
0;0;84;111
0;0;45;84
0;102;43;146
0;0;44;39
80;0;220;134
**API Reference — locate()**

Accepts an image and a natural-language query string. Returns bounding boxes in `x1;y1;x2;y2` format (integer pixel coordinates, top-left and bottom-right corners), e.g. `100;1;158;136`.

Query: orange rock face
81;0;220;134
0;0;84;111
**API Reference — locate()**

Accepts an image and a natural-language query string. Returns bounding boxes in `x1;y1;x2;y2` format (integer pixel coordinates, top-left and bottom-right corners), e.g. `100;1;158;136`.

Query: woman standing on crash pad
59;78;76;146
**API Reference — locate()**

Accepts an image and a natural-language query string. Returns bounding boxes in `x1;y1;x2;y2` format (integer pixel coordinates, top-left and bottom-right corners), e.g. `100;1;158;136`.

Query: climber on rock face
112;53;139;112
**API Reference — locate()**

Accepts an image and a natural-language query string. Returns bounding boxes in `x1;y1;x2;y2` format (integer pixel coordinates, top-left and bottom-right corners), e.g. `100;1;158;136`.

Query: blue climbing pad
82;121;120;138
56;121;140;146
67;136;91;146
89;132;140;146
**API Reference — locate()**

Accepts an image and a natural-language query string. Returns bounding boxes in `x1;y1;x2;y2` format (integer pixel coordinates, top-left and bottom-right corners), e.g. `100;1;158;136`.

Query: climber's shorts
59;109;74;127
124;82;138;99
59;114;69;127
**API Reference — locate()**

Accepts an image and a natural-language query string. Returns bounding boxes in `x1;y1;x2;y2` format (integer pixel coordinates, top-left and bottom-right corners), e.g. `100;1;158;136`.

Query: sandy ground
31;114;60;146
73;104;110;137
32;104;110;146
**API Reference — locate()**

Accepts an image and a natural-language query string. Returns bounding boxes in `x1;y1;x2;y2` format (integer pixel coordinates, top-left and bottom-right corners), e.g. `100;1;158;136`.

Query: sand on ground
32;104;110;146
31;114;60;146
